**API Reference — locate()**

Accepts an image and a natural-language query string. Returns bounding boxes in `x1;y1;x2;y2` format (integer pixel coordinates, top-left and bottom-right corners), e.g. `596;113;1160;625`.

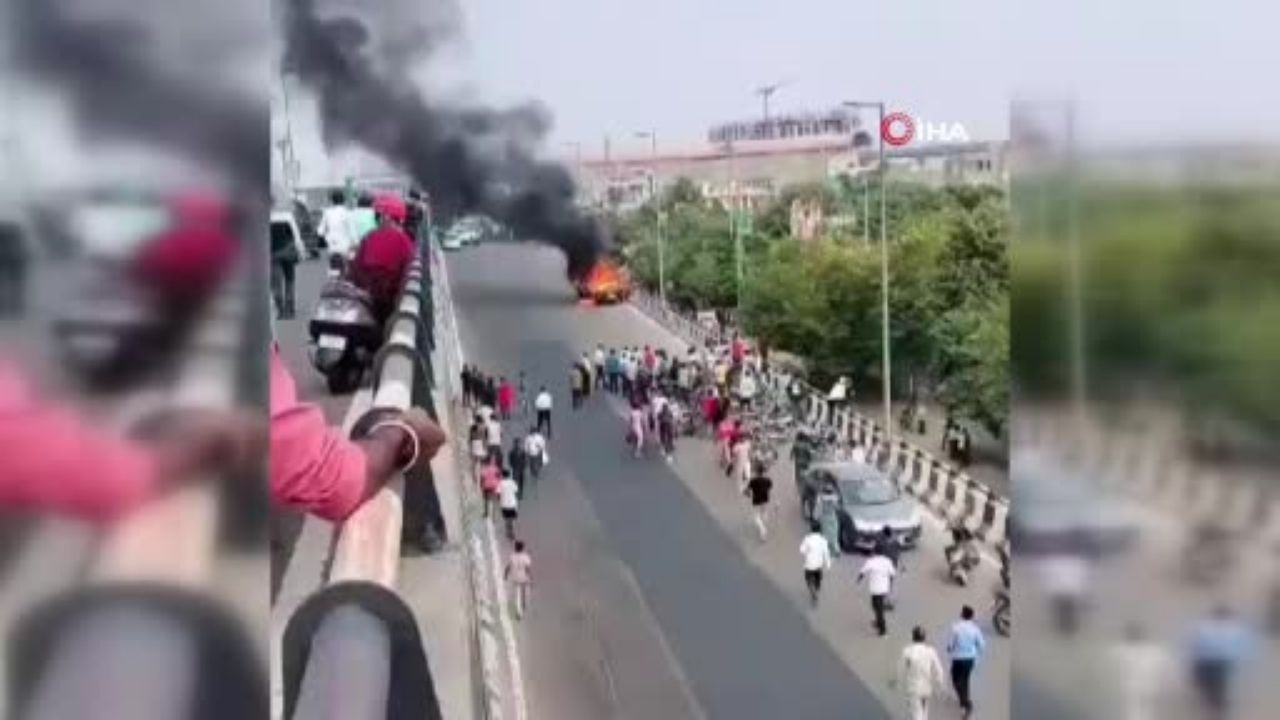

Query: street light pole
862;174;870;245
845;100;892;442
729;141;743;311
636;130;666;306
562;141;583;202
756;81;786;124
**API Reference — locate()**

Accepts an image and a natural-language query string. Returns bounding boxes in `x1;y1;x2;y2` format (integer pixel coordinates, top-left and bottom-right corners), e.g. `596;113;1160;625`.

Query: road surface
447;242;1012;720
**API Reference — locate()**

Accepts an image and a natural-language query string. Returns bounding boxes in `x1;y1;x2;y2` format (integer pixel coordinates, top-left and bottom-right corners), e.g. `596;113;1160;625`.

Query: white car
440;231;464;251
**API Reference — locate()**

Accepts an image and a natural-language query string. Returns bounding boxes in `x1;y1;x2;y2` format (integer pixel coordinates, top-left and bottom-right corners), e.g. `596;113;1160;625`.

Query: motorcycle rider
350;194;415;326
945;524;980;584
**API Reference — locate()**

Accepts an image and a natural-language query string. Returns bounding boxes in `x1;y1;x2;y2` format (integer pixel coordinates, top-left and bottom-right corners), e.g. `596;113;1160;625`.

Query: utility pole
635;130;665;306
862;174;870;245
563;141;583;203
603;135;613;213
1064;102;1087;430
756;82;785;124
729;141;744;311
845;100;892;442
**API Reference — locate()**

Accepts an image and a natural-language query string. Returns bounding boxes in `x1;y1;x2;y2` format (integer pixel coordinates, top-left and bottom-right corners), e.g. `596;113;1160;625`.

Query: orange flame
581;261;629;303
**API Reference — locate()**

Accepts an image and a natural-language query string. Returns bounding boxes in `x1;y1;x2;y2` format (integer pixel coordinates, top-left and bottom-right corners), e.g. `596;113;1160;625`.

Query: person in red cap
132;192;239;311
350;194;415;324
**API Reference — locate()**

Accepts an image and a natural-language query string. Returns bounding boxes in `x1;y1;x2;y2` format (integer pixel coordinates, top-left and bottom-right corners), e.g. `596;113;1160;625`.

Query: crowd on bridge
271;189;427;322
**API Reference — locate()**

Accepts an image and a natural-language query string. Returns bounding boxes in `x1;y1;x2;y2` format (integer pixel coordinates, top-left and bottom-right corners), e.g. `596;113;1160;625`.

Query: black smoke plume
11;0;269;196
281;0;603;278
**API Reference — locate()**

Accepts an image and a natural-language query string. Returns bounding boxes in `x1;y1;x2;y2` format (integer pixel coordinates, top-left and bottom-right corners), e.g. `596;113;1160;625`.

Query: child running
505;541;533;619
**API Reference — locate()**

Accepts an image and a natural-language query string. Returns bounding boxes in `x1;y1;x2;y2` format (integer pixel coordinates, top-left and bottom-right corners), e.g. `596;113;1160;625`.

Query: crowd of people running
461;337;997;718
459;364;551;619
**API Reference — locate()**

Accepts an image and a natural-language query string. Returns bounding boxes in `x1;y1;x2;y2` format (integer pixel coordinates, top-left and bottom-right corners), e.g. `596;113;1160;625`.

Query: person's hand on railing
271;346;445;522
0;358;265;521
132;407;266;488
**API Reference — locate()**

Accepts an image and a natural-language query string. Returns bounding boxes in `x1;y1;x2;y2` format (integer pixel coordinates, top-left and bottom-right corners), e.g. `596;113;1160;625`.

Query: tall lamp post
562;141;583;203
862;174;870;245
757;83;784;122
844;100;892;441
635;131;665;306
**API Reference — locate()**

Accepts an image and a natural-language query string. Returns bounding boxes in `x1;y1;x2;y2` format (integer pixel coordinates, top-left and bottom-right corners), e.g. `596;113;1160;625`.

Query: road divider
1019;411;1280;545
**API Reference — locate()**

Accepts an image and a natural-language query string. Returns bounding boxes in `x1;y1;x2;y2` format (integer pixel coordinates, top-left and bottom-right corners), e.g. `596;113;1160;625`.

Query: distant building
575;110;1006;212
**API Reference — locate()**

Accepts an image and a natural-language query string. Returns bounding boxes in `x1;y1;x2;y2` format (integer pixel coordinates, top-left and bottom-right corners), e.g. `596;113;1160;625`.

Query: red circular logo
881;113;915;146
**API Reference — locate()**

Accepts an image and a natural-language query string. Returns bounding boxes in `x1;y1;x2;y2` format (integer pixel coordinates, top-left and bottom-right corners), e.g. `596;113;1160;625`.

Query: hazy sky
452;0;1280;155
454;0;1013;156
273;0;1280;187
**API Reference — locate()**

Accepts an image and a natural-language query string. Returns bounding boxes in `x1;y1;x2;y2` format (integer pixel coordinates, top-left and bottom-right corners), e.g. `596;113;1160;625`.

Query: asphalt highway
446;242;1012;720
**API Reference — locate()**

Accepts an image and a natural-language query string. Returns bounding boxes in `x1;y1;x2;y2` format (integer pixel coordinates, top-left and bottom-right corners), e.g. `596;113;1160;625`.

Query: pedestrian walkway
623;393;1011;719
617;302;1010;719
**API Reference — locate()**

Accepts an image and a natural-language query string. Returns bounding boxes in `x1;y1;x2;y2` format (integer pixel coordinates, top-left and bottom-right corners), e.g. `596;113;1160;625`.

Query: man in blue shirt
1189;604;1254;720
947;604;986;718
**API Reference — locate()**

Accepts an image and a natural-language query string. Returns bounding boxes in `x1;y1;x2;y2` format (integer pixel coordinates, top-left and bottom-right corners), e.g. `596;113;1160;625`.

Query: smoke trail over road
10;0;269;195
280;0;603;278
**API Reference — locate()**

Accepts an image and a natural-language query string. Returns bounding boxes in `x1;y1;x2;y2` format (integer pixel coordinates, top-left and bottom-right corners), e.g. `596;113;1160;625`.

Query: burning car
575;260;631;304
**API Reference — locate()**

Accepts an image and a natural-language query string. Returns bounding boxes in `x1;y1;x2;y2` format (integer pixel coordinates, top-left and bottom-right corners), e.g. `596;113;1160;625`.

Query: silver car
798;461;923;552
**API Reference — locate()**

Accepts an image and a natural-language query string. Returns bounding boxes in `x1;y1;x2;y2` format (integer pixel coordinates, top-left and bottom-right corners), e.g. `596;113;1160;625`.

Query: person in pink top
0;348;445;523
496;377;515;420
0;358;258;520
716;416;738;473
269;345;445;520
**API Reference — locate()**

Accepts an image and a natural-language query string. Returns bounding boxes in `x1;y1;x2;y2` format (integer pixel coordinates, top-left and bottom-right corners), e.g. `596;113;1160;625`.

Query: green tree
936;295;1010;437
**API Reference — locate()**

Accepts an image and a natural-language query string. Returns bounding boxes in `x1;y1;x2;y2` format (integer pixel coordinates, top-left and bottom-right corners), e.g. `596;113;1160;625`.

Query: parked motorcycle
945;525;981;586
308;278;382;394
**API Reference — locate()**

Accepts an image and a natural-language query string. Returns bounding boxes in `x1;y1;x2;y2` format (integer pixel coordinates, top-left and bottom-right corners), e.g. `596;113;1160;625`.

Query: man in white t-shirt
800;522;833;607
524;428;547;480
623;355;638;397
737;370;758;409
593;345;606;390
859;547;898;636
486;416;503;459
651;392;670;435
316;190;355;266
498;469;520;539
534;387;553;437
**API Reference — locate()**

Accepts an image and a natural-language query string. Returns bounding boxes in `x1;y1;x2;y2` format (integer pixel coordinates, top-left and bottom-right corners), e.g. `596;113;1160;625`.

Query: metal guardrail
10;268;267;720
773;375;1010;548
283;237;445;720
630;287;1010;549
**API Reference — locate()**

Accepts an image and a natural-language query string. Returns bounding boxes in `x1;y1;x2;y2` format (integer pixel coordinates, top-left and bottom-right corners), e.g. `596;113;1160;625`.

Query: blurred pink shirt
0;349;369;522
0;360;159;520
269;345;368;521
